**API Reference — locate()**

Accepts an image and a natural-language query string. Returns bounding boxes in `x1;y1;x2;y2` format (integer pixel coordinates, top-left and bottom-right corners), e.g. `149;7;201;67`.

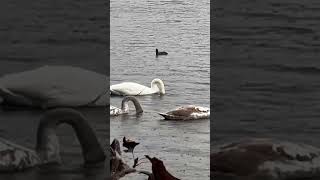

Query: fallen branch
109;139;152;180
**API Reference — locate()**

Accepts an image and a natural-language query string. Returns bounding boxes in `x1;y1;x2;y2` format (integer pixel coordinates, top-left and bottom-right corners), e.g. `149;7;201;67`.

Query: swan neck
121;96;143;114
151;79;165;95
121;99;129;113
36;108;106;165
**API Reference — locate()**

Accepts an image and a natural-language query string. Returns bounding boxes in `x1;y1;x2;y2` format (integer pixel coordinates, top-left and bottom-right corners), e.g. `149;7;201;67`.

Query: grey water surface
110;0;210;179
214;0;320;149
0;0;108;179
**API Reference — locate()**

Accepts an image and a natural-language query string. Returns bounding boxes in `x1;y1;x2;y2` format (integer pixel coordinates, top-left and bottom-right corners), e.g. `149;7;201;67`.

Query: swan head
151;79;165;95
36;130;61;164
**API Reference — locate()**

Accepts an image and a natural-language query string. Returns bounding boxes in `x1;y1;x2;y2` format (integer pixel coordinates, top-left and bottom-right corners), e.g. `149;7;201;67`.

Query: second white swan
0;108;105;171
110;79;165;96
110;96;143;116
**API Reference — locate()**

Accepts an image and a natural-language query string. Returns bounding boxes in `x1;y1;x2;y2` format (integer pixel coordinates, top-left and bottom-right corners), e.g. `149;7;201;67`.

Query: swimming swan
110;96;143;116
110;79;165;96
0;108;105;171
212;138;320;180
0;65;108;108
159;105;210;120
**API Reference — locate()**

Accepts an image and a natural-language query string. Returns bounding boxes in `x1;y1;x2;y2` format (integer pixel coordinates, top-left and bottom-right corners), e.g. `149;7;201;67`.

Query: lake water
110;0;210;179
214;0;320;155
0;0;108;179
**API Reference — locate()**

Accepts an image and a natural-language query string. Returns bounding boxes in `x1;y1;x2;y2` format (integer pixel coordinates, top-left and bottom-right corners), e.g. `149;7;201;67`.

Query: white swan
0;108;105;172
110;79;165;96
110;96;143;116
158;105;210;120
0;65;108;108
212;138;320;180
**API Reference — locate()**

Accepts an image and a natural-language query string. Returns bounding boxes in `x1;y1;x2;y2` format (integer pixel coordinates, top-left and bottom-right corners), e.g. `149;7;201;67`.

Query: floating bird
156;49;168;56
123;137;140;153
212;138;320;180
145;155;180;180
0;65;108;109
110;79;165;96
0;108;105;172
159;105;210;120
110;96;143;116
